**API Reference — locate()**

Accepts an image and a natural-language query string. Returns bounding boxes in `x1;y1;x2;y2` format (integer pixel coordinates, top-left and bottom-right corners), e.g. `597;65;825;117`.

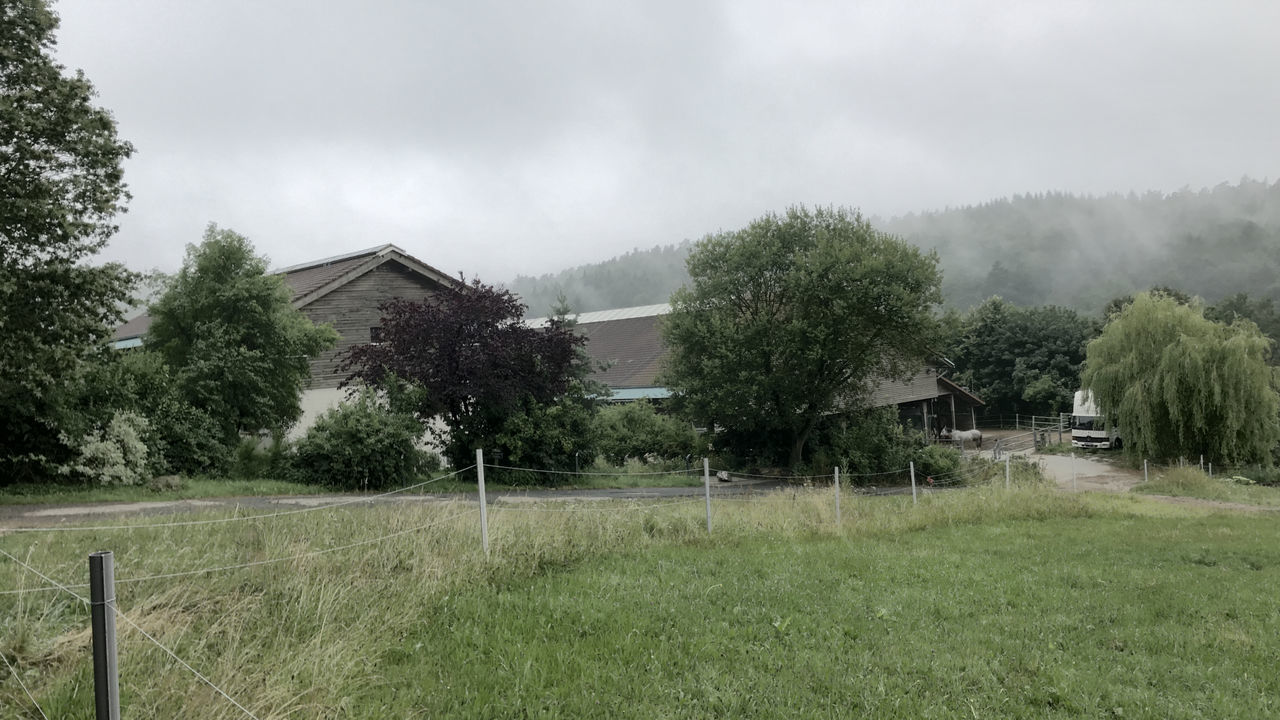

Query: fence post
1071;452;1077;492
89;551;121;720
909;461;917;505
1144;459;1149;484
834;467;841;525
1015;414;1019;430
1208;462;1212;479
703;458;712;533
1005;455;1011;489
475;449;489;557
1199;455;1204;472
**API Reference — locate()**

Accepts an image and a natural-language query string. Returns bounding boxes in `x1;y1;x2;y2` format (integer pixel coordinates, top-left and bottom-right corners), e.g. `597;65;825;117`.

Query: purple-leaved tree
341;279;585;469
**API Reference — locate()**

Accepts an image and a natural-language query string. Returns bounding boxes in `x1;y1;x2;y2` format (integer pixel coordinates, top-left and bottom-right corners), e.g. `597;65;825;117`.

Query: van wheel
1113;438;1123;450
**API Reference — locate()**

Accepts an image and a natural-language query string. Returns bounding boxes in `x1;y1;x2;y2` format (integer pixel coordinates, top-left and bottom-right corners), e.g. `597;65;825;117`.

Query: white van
1071;390;1121;449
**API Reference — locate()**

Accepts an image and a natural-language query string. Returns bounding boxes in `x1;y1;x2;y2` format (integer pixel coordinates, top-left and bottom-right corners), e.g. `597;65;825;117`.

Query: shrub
149;397;232;476
60;411;151;485
292;392;425;490
231;433;291;480
594;402;700;466
809;407;922;480
914;443;962;479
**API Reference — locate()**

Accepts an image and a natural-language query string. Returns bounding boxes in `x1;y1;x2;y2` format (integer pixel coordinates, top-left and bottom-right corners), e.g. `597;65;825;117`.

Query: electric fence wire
0;507;480;596
707;468;834;481
0;646;49;720
483;463;695;477
0;464;477;534
0;548;261;720
491;497;706;513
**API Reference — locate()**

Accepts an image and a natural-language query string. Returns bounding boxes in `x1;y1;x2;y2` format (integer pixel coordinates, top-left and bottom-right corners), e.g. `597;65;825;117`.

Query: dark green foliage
292;392;425;490
231;435;291;480
1206;293;1280;364
950;298;1099;415
594;402;700;466
914;443;962;479
0;0;136;481
343;280;590;470
148;225;338;442
75;349;230;475
664;205;943;468
1083;292;1280;464
807;407;960;481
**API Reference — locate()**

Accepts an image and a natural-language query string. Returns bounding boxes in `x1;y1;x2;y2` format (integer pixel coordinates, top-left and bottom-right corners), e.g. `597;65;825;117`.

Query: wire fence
0;451;1048;716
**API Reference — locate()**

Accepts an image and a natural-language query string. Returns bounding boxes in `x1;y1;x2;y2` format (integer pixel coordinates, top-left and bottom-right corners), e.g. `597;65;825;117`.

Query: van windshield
1072;416;1097;430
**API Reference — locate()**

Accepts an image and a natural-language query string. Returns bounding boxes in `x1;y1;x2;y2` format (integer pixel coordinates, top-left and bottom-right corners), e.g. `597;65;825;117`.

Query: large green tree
1206;292;1280;365
0;0;136;479
662;205;942;467
147;226;337;441
951;298;1098;415
1082;292;1280;464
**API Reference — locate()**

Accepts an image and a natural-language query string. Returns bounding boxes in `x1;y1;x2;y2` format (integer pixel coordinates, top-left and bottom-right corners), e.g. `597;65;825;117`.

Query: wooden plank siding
866;366;945;408
301;262;447;388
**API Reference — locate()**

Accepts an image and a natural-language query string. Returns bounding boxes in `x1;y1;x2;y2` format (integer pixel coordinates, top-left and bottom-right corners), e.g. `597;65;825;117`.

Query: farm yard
4;467;1280;719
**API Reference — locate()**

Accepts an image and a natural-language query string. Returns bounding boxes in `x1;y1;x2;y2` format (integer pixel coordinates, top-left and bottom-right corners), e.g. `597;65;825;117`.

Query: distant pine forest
507;178;1280;317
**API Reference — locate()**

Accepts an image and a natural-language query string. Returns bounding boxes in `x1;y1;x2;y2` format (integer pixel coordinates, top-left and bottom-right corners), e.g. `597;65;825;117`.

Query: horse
940;427;983;449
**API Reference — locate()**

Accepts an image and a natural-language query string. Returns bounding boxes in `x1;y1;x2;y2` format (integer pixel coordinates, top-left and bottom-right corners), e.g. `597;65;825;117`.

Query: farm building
112;244;457;436
528;303;984;431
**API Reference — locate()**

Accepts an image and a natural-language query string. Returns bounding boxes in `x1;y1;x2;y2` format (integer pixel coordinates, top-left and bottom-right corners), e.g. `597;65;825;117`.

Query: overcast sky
52;0;1279;283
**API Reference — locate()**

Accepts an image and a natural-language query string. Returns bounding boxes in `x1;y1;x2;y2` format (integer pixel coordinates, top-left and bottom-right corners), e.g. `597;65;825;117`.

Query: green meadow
2;481;1277;718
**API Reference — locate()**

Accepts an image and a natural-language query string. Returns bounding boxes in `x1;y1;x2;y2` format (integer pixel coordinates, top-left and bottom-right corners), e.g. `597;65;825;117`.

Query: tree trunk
789;418;818;468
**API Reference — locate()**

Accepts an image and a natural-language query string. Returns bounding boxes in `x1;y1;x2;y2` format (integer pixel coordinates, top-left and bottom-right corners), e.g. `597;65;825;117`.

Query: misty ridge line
505;178;1280;318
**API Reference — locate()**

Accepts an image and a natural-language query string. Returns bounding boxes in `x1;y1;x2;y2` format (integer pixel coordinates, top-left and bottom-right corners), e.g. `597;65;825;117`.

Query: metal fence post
1005;455;1011;489
703;458;712;533
475;449;489;557
90;551;121;720
909;461;917;505
1144;459;1149;484
834;467;841;524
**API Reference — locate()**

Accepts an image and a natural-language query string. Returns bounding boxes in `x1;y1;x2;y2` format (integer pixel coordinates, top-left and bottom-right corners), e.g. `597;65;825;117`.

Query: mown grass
2;475;1277;718
1135;466;1280;508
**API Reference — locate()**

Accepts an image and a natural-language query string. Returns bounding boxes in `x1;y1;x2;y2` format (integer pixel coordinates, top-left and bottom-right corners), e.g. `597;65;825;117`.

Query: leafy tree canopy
1206;292;1280;364
147;225;337;441
1082;292;1280;464
950;297;1099;415
1;0;136;479
342;279;589;470
662;205;942;468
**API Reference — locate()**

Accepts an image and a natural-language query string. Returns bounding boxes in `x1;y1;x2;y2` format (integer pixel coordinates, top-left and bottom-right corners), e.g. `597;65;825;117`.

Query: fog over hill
507;178;1280;317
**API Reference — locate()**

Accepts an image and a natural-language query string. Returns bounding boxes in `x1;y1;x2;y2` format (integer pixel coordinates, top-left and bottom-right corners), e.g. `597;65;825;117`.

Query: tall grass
0;472;1267;718
1135;466;1280;507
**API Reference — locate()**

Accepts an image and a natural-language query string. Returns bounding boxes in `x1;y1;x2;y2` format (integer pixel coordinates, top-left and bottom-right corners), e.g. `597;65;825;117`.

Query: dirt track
1035;453;1142;493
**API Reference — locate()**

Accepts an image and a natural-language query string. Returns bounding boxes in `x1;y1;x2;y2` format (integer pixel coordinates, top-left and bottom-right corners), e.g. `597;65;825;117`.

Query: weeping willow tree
1082;292;1280;464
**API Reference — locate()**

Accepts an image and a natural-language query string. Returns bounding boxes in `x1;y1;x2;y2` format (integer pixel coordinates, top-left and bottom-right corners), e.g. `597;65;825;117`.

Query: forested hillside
506;178;1280;316
507;242;693;316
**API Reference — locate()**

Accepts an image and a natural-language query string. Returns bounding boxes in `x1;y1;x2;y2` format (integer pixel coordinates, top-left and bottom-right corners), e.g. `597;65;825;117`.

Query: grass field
1135;467;1280;508
2;477;1278;718
0;477;321;506
0;464;702;507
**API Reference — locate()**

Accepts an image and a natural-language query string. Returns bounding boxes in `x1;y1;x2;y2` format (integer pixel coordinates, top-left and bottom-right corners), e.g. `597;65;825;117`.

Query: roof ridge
270;243;401;275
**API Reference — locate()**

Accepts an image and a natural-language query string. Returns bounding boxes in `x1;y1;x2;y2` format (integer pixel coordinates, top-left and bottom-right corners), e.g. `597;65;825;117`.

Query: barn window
369;326;385;344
